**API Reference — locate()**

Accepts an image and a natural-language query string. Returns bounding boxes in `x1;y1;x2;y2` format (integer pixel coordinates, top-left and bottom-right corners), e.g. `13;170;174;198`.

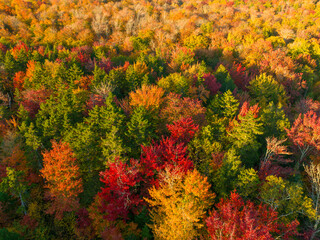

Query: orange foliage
41;140;82;199
129;85;165;111
13;71;26;91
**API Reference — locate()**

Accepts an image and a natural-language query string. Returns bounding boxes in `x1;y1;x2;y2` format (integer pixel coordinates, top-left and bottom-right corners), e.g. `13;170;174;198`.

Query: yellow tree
145;167;214;240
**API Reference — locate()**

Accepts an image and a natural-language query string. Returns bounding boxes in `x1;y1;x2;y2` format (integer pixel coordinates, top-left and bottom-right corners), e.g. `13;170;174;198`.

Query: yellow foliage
145;168;214;240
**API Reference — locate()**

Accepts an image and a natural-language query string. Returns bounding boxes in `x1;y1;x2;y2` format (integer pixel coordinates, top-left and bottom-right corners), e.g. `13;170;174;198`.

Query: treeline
1;0;320;239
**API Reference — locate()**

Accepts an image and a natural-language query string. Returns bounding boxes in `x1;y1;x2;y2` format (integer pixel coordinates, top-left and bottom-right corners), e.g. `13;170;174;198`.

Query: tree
206;191;299;240
157;73;191;96
35;89;85;147
40;140;82;219
248;73;287;107
20;88;50;118
0;167;28;215
146;167;214;240
98;159;142;221
167;117;199;144
201;73;221;97
125;106;156;158
286;110;320;169
160;93;206;128
207;90;239;120
260;102;290;139
214;64;236;92
260;175;315;225
227;102;263;167
304;162;320;239
129;85;165;113
259;137;293;180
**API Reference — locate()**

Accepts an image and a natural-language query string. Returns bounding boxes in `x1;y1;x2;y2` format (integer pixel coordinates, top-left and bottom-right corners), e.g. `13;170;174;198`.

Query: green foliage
200;22;214;35
184;34;209;50
260;175;316;223
157;73;191;95
130;31;154;51
188;125;223;177
236;168;260;199
207;90;239;120
35;89;85;147
227;109;263;167
92;64;108;87
212;149;243;199
65;94;125;172
248;73;287;107
214;65;236;92
125;62;150;92
125;106;156;158
0;167;28;214
260;102;290;139
0;228;23;240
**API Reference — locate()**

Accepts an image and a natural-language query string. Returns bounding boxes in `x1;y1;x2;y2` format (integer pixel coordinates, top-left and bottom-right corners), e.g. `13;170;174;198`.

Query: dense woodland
1;0;320;239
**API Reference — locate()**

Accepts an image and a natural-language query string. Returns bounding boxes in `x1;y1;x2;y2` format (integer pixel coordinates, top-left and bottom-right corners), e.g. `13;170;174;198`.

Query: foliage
206;191;299;240
146;167;214;240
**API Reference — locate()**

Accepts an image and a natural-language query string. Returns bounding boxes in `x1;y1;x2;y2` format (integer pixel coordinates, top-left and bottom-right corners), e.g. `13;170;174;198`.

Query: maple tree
98;159;142;221
40;140;82;219
206;191;299;240
286;110;320;169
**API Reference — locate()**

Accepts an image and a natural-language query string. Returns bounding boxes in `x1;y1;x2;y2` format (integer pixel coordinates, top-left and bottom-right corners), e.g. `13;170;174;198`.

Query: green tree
125;106;156;158
227;105;263;167
35;89;85;147
214;65;236;92
248;73;287;107
0;167;28;214
260;102;290;139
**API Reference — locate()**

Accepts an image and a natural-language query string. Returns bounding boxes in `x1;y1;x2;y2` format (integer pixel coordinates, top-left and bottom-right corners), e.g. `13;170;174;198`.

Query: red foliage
86;94;106;112
0;43;7;53
11;42;29;60
20;88;50;118
228;62;252;91
99;159;142;221
75;75;93;90
202;73;221;96
98;57;113;73
286;110;320;161
238;101;260;118
206;192;299;240
167;117;199;144
77;52;91;66
295;98;320;116
20;215;38;230
45;193;81;220
139;136;194;191
259;161;293;181
160;93;206;127
75;208;95;239
101;226;123;240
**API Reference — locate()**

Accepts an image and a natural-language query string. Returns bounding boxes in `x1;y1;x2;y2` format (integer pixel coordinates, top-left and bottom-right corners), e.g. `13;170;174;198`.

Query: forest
1;0;320;239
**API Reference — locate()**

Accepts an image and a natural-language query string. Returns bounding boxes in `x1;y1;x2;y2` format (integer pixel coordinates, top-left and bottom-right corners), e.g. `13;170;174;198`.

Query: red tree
167;117;199;144
98;159;142;221
286;110;320;168
202;73;221;96
20;88;50;118
206;192;299;240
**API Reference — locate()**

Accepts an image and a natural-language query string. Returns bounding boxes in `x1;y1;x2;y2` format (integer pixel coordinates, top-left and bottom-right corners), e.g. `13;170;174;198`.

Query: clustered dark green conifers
1;0;320;239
